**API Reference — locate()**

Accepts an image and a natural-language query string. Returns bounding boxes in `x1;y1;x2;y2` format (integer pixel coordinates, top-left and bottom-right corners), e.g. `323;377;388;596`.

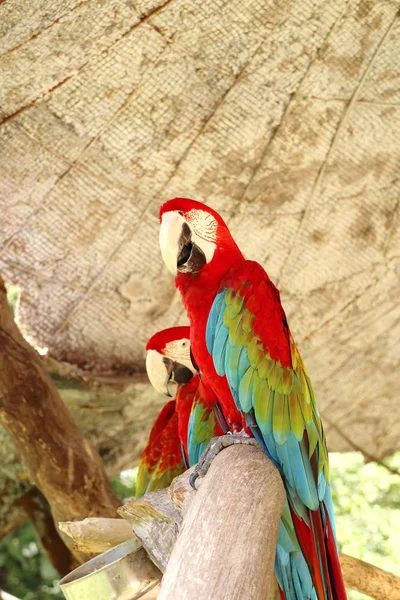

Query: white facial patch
164;338;195;374
186;209;217;265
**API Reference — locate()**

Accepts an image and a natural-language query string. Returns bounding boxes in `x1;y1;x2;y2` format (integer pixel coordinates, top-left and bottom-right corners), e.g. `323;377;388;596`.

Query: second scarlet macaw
136;326;221;496
158;198;347;600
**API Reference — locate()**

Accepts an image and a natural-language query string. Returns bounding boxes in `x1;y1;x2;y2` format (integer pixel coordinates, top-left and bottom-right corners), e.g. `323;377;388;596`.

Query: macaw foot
189;432;259;490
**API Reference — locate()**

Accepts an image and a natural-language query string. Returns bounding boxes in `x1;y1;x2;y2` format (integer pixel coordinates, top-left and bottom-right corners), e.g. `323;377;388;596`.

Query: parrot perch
158;198;347;600
136;327;222;497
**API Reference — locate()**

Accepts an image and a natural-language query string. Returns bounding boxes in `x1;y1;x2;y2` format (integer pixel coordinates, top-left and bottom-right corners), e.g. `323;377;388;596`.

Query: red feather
175;375;200;459
146;326;190;352
136;400;184;497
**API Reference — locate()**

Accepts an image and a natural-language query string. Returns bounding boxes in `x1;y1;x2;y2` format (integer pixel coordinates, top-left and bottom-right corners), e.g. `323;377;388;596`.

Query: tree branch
17;488;72;576
340;554;400;600
0;276;120;562
62;445;400;599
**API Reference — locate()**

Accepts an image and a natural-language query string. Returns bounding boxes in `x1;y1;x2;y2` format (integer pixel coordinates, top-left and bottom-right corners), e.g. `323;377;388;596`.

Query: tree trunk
0;366;165;541
158;445;285;600
0;277;120;560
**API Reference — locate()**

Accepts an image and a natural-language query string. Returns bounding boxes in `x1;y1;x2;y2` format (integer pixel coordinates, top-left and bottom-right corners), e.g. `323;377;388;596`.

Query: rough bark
0;277;120;558
17;488;72;576
0;363;166;540
0;365;166;541
158;446;285;599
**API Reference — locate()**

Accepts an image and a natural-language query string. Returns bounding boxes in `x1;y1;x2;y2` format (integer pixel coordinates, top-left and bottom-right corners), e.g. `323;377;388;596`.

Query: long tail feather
325;510;347;600
286;502;347;600
289;507;326;600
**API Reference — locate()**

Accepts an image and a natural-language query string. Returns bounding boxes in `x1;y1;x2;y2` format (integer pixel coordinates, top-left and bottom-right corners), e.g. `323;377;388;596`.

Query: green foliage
0;521;62;599
112;467;138;500
330;451;400;600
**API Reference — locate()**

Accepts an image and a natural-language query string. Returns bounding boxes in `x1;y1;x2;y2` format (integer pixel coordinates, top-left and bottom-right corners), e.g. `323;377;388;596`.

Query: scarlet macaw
158;199;347;600
136;326;221;496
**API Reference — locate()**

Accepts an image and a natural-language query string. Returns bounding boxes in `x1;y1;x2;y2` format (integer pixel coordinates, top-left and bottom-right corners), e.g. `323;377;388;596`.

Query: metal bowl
59;539;161;600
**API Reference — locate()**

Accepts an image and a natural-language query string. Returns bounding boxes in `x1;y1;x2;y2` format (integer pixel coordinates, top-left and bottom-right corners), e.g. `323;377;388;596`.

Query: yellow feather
281;368;295;394
306;421;319;458
258;355;273;379
236;321;250;347
253;372;270;423
248;336;263;365
226;292;245;319
225;288;234;306
273;392;290;441
289;389;305;440
225;310;240;335
268;362;283;390
241;308;253;333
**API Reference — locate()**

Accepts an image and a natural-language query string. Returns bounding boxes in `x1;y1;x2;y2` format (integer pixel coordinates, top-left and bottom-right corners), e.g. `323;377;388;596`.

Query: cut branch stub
58;517;136;556
118;489;182;571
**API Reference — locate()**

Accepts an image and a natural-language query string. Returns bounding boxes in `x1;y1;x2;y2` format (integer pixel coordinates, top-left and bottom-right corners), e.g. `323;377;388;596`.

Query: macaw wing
187;388;220;467
136;401;185;497
206;261;347;599
205;260;329;512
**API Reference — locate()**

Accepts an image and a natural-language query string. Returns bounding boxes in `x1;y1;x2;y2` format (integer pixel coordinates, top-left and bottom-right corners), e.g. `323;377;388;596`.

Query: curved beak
146;349;194;397
159;212;186;276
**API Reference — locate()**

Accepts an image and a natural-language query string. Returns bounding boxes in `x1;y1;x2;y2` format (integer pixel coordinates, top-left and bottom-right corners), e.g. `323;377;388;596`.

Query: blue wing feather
206;290;226;354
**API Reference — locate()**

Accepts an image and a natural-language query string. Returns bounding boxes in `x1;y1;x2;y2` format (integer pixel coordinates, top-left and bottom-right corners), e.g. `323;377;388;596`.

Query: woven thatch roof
1;0;399;460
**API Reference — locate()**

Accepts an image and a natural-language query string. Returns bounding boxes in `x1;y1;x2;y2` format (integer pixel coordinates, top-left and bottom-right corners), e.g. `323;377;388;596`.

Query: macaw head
146;326;196;397
159;198;242;277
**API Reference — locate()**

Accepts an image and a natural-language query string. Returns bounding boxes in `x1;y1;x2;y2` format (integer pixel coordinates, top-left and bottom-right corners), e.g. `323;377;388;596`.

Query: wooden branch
0;277;120;561
119;488;182;571
340;554;400;600
158;445;285;599
116;449;400;600
58;447;400;600
17;488;72;576
58;517;136;555
58;516;400;600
